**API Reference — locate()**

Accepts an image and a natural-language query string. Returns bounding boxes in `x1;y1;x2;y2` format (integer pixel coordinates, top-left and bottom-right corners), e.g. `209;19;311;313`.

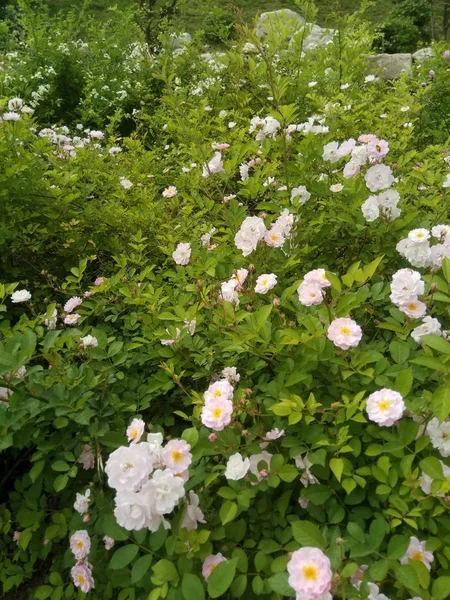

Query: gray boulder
412;47;434;62
255;9;305;38
366;53;412;79
303;23;335;49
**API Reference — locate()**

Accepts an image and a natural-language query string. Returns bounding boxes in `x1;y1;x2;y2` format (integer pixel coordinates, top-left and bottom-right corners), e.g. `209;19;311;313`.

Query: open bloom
126;418;145;444
202;152;225;177
298;282;324;306
70;530;91;560
162;439;192;473
222;366;240;383
411;316;442;343
366;389;405;426
365;164;395;192
224;453;250;480
64;313;81;325
400;537;434;571
304;269;331;288
427;418;450;457
105;444;153;492
162;186;177;198
204;380;234;403
255;273;277;294
202;553;226;580
74;489;91;514
11;289;31;303
327;318;362;350
291;185;311;204
64;296;82;313
201;397;233;430
80;334;98;348
287;547;332;599
143;469;185;515
172;242;191;266
71;563;95;593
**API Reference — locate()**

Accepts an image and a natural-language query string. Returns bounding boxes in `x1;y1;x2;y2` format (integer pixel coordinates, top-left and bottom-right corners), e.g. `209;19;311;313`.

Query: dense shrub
1;3;450;600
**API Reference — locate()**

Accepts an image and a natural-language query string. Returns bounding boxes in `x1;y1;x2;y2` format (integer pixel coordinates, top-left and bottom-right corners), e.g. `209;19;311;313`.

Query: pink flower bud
273;297;280;306
245;388;253;396
208;433;217;442
82;514;90;523
259;469;268;478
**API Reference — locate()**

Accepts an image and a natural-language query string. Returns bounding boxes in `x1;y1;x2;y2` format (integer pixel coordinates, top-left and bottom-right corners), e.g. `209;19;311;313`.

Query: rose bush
1;2;450;600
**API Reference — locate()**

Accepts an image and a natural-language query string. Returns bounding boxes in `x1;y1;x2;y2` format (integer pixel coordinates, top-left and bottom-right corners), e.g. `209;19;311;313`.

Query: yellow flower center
171;450;183;462
213;389;222;397
271;234;279;241
262;278;268;286
340;326;351;335
411;551;424;561
302;565;317;581
210;564;218;574
212;407;223;418
416;232;425;238
76;541;84;550
407;303;417;311
76;575;85;585
321;273;328;280
378;399;392;412
131;429;139;440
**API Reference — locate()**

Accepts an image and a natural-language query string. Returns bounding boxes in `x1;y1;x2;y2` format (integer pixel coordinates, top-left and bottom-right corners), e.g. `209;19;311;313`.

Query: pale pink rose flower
64;296;82;313
265;427;285;441
298;282;324;306
64;313;81;326
94;277;105;286
400;537;434;571
13;531;21;544
162;439;192;473
162;186;177;198
337;138;356;158
304;269;331;288
264;228;285;248
202;553;226;580
204;380;234;403
287;547;332;598
327;318;362;350
126;418;145;444
69;530;91;560
366;389;405;426
71;563;95;593
343;161;360;178
254;273;277;294
358;134;376;143
201;397;233;431
368;138;389;159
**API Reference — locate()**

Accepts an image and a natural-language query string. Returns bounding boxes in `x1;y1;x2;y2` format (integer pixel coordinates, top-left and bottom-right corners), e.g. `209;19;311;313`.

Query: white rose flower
365;164;395;192
172;243;191;266
224;453;250;480
11;289;31;303
143;469;185;515
105;444;153;492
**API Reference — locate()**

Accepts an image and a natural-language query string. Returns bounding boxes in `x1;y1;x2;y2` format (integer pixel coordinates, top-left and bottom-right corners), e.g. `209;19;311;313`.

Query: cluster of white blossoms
105;419;201;532
426;418;450;457
297;269;331;306
366;388;406;426
361;189;401;223
390;269;426;319
69;530;95;593
296;115;329;135
220;268;248;306
200;379;235;431
248;115;280;141
287;547;332;600
235;211;296;256
37;124;113;159
396;224;450;269
1;97;34;124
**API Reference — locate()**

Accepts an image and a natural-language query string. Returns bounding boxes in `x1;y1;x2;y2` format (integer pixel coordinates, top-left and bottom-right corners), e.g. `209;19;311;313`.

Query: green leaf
207;558;238;598
19;529;32;550
267;573;296;597
131;554;153;584
51;461;70;472
220;501;238;525
369;559;389;581
53;474;68;492
389;341;410;364
109;544;139;570
330;457;344;482
231;574;247;597
35;585;53;600
421;335;450;354
442;258;450;284
393;367;413;397
182;573;205;600
29;460;45;483
419;457;444;480
433;576;450;600
411;355;450;373
291;521;325;549
387;535;409;559
181;427;199;448
431;386;450;421
326;271;341;294
152;558;178;582
394;564;421;595
102;514;129;541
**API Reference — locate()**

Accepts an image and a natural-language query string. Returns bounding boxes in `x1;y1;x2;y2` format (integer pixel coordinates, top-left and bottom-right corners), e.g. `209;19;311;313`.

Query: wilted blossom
80;334;98;348
103;536;115;550
13;531;21;544
222;366;240;383
74;489;91;514
181;491;205;530
78;445;95;470
64;296;82;313
291;185;311;205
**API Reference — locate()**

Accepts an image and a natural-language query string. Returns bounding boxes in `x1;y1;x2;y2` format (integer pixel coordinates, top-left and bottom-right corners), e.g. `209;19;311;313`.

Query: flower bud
83;514;90;523
208;433;217;442
259;469;268;478
273;297;280;306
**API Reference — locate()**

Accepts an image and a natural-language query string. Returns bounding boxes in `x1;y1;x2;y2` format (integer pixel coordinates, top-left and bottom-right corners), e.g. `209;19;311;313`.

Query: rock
255;9;305;38
366;53;412;79
166;32;192;49
412;47;434;62
303;23;335;49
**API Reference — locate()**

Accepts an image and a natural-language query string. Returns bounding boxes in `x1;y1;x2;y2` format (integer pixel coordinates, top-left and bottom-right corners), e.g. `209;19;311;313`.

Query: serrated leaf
291;521;325;549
